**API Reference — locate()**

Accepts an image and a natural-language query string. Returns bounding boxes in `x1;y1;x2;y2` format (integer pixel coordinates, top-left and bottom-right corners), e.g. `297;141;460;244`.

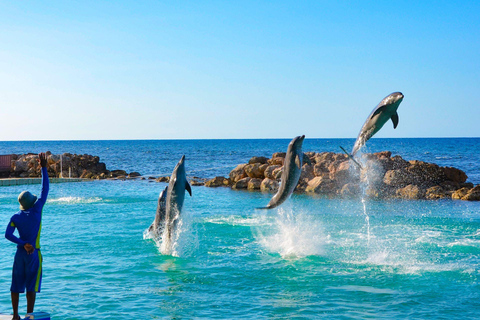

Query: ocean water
0;138;479;319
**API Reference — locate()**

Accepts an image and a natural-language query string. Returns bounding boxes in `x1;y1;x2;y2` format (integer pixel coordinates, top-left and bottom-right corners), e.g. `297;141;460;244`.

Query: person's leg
11;292;19;319
26;291;36;313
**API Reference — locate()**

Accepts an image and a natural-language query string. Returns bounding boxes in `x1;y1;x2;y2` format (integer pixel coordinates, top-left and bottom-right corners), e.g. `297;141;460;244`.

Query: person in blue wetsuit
5;153;49;320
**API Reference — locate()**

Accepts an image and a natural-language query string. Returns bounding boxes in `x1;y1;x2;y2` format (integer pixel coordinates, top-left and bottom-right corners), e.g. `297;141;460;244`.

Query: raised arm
34;153;49;208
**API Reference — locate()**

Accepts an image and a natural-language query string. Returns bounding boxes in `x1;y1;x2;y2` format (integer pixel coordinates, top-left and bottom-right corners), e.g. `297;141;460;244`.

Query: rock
247;178;262;190
461;185;480;201
205;176;226;187
128;172;141;178
272;167;283;180
300;164;314;182
272;152;286;159
314;152;335;165
14;160;28;173
264;165;281;180
340;183;361;196
452;187;470;200
248;156;269;164
244;163;268;179
384;169;410;188
313;161;330;177
156;176;170;183
229;164;248;182
305;176;336;194
233;177;250;189
260;178;279;192
425;186;449;200
268;157;285;166
443;167;468;184
110;170;127;178
396;184;425;199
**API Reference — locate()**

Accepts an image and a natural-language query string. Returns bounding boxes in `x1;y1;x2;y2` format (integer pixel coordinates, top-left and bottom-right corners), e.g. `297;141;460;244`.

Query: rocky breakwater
204;151;480;201
7;152;140;180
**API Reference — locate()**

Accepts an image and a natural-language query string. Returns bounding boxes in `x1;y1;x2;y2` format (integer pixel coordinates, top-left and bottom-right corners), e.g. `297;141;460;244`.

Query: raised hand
37;153;47;168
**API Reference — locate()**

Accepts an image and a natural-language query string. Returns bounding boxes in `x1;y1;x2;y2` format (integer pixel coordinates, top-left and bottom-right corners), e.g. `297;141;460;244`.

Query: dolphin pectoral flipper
371;105;387;118
295;154;302;169
391;112;399;129
185;181;192;196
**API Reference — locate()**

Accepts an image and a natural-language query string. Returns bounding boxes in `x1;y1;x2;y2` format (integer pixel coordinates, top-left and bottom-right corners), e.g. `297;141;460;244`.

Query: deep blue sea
1;138;479;319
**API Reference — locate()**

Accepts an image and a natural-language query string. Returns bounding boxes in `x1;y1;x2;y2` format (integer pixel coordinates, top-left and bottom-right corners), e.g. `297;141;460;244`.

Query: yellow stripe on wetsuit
35;250;42;292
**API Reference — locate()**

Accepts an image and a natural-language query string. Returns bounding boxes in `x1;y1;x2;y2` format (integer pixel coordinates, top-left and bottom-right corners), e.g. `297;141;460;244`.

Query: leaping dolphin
163;155;192;245
350;92;404;156
148;185;168;239
258;135;305;209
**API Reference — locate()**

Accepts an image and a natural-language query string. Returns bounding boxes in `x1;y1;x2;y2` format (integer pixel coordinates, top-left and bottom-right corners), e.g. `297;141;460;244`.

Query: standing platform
0;312;51;319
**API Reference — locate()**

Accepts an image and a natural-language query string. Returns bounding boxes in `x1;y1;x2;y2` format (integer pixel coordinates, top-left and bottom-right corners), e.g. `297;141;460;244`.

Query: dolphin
163;155;192;244
351;92;404;156
148;185;168;239
258;135;305;209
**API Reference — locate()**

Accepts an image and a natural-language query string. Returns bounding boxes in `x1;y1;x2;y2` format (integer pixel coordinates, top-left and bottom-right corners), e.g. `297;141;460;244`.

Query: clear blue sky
1;1;479;140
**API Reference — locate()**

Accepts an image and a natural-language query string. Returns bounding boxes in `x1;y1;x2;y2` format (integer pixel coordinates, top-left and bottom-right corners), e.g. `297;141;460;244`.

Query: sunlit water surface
0;139;479;319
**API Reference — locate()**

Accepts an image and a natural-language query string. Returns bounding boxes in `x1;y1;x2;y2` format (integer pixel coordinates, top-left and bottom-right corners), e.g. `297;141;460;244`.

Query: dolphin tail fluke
185;181;192;196
340;146;363;169
391;112;399;129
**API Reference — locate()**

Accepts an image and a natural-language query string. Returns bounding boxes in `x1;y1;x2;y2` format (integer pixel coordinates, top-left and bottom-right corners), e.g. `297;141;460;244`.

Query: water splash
255;208;328;259
48;196;104;204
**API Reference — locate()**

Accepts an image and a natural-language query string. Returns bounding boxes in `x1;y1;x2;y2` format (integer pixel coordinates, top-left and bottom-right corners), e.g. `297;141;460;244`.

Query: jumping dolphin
258;135;305;209
148;186;168;239
351;92;404;156
163;155;192;244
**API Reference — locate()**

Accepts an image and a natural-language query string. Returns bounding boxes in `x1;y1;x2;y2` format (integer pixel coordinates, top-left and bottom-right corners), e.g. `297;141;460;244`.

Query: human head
18;191;37;210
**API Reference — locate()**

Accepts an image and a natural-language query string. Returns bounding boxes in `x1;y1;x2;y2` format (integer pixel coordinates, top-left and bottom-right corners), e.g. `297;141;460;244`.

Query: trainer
5;153;49;320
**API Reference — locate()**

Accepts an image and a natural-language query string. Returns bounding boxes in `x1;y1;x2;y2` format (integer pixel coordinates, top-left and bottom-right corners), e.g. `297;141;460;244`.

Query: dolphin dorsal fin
391;112;399;129
185;181;192;196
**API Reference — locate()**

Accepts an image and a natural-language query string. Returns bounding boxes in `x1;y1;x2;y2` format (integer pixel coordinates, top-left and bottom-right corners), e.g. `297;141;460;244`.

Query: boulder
156;176;170;183
384;169;410;188
244;163;268;179
110;170;127;178
461;185;480;201
248;156;269;164
205;176;226;187
340;183;361;197
300;164;314;182
443;167;468;184
247;178;263;190
260;178;279;192
264;165;281;180
268;157;285;166
452;187;470;200
229;164;248;182
272;167;283;180
233;177;250;189
425;186;449;200
128;172;141;178
305;176;336;194
396;184;425;200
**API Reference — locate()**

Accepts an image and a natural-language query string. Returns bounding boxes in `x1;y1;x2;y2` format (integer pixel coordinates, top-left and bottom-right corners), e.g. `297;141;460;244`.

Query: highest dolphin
351;92;404;156
163;155;192;244
258;135;305;209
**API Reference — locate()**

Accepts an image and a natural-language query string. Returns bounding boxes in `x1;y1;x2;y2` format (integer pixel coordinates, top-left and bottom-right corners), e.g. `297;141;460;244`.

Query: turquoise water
1;139;480;319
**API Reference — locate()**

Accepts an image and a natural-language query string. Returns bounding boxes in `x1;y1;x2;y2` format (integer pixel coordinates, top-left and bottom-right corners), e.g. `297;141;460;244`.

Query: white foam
255;208;328;259
47;196;103;204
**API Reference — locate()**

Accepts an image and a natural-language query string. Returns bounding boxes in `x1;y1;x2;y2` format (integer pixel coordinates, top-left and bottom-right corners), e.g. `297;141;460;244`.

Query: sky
0;1;479;140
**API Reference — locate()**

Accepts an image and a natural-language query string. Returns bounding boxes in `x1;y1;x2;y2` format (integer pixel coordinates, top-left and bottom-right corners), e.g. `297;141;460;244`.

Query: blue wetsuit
5;167;49;293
